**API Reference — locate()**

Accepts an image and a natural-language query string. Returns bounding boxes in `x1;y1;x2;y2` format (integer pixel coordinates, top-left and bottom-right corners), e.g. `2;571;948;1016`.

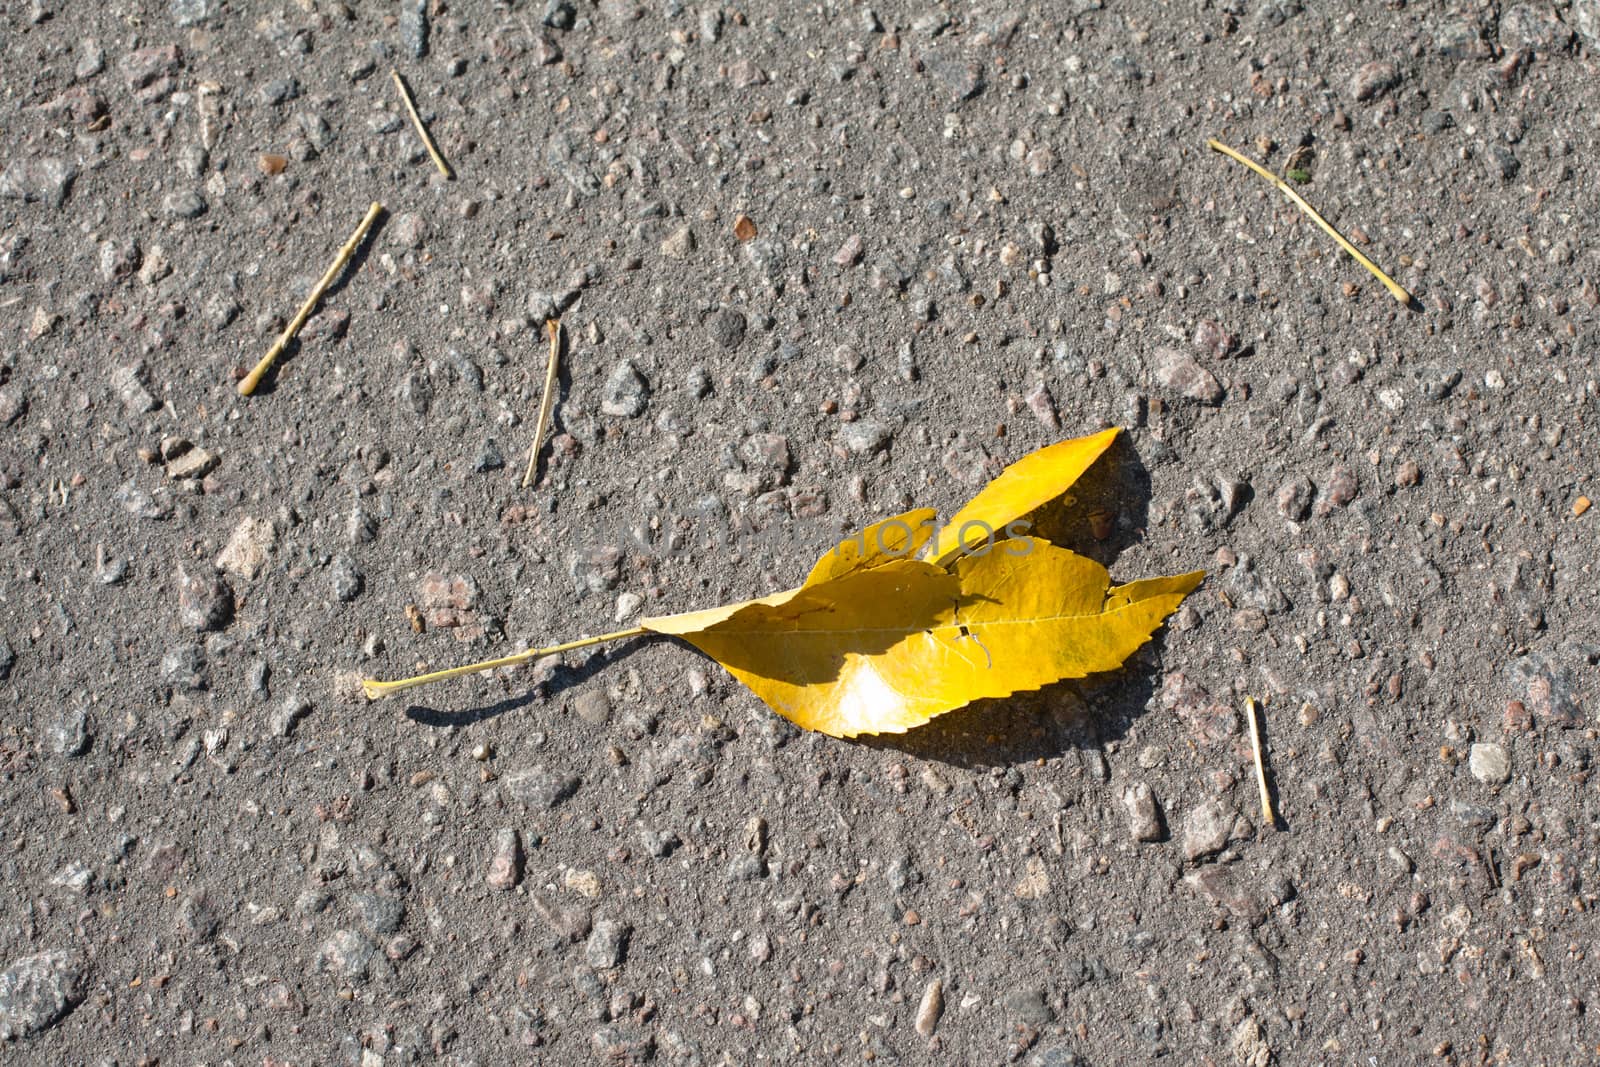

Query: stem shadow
401;636;647;728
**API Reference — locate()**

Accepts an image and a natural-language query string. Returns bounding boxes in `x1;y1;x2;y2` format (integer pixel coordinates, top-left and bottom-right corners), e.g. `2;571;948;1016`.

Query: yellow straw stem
240;201;385;396
1206;138;1415;309
392;69;454;179
362;625;649;700
521;319;563;489
1244;697;1277;827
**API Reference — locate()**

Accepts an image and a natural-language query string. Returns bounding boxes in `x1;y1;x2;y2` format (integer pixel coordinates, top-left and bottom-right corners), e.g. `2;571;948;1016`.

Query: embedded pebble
840;419;893;455
601;361;650;417
585;919;632;969
177;569;233;632
0;951;85;1040
1349;60;1400;102
1469;743;1510;785
487;828;525;889
1120;781;1165;842
1154;348;1222;405
216;517;277;580
329;555;364;602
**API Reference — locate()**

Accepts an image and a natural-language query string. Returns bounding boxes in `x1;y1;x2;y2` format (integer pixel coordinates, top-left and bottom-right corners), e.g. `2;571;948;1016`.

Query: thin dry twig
239;201;384;396
363;625;646;700
392;68;454;180
1244;696;1277;827
521;319;563;489
1206;138;1415;309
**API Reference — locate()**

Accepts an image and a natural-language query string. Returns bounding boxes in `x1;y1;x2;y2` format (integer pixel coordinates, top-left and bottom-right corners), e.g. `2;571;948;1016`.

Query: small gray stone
660;225;696;260
0;639;13;681
1469;742;1511;785
0;388;25;428
99;238;141;283
204;292;240;330
1349;60;1400;102
75;39;105;79
840;419;893;455
1579;0;1600;50
725;852;766;882
317;929;378;981
270;696;311;738
111;363;158;415
175;892;219;942
601;361;649;417
487;828;524;889
472;439;505;473
543;0;576;29
349;892;405;936
258;77;300;106
505;766;582;809
161;643;208;690
1485;145;1520;181
0;951;84;1040
924;51;985;102
49;707;89;757
1120;781;1164;842
1276;477;1314;522
399;0;428;57
0;158;78;209
1154;348;1222;405
1499;4;1572;52
585;920;632;969
1003;987;1054;1026
573;690;612;725
707;308;747;349
329;555;364;602
1228;555;1289;614
1182;799;1250;862
639;826;679;857
728;433;792;494
161;190;206;220
1433;17;1488;57
170;0;209;26
177;569;233;632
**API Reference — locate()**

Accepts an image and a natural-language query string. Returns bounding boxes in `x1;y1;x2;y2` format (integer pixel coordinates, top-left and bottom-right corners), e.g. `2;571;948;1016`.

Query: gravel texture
2;1;1599;1064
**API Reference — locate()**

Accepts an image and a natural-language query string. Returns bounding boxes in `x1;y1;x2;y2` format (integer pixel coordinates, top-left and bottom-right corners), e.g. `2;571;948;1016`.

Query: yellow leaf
362;431;1202;738
924;426;1120;566
641;538;1201;738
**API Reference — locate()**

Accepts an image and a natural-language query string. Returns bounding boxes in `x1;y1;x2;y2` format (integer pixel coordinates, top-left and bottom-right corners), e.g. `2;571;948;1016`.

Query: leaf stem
521;319;562;489
362;625;649;700
240;201;385;396
392;68;454;180
1206;138;1414;309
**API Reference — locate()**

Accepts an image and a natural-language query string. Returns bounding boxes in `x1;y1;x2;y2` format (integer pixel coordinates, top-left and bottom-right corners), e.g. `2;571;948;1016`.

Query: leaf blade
924;427;1121;566
647;538;1201;738
803;508;937;586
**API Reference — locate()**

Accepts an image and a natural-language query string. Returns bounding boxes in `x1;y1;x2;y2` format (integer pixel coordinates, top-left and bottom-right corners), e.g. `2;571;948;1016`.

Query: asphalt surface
2;1;1598;1064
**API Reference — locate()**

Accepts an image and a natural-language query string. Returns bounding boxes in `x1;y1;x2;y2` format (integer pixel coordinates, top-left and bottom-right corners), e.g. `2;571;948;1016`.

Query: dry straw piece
520;319;563;489
1245;697;1277;827
392;68;454;179
239;201;384;397
1207;138;1415;309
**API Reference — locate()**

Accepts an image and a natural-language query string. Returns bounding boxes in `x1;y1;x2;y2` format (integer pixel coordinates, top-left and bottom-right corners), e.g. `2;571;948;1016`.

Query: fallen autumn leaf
364;427;1203;738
